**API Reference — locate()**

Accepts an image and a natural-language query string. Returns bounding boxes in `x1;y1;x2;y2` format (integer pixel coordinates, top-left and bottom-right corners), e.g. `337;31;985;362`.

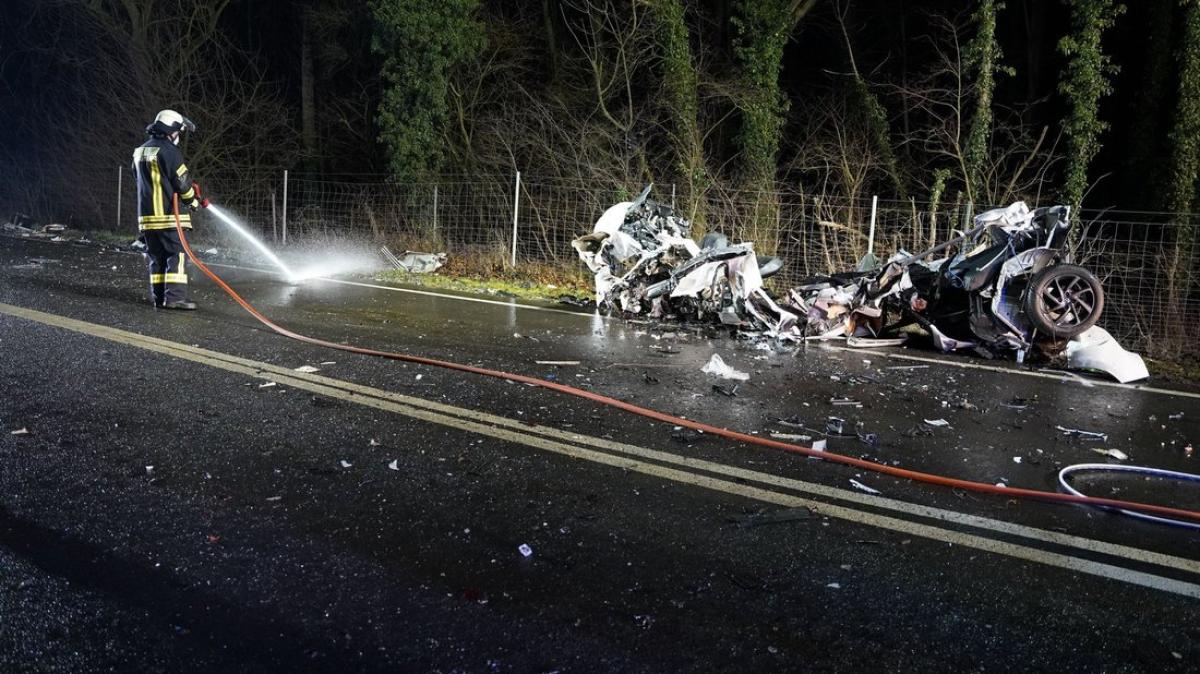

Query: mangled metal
573;185;796;337
380;246;446;273
574;190;1149;382
782;200;1149;381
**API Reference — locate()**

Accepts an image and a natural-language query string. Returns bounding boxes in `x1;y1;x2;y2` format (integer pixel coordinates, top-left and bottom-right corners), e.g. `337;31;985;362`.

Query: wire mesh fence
101;169;1200;359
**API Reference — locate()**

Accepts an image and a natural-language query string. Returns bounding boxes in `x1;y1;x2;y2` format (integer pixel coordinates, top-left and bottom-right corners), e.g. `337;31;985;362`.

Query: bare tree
10;0;295;227
890;10;1059;208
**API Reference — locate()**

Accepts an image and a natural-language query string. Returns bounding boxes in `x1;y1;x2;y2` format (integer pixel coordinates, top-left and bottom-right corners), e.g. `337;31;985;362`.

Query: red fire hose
173;194;1200;526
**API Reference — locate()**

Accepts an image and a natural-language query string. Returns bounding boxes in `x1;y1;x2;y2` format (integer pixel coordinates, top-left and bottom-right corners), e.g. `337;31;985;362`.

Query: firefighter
133;109;201;310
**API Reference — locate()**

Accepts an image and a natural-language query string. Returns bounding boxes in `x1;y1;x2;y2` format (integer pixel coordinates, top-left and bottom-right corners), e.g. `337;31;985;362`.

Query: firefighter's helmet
147;110;196;141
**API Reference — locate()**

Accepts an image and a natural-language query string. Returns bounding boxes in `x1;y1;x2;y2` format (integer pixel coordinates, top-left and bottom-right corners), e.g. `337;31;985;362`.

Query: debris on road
847;336;907;348
294;365;320;373
535;360;581;366
830;397;862;407
1089;448;1129;461
1055;425;1108;442
711;383;739;397
770;432;812;442
258;381;278;389
387;459;399;470
701;354;749;381
518;543;533;558
924;419;950;427
849;479;881;495
339;460;352;468
10;427;29;435
671;428;705;444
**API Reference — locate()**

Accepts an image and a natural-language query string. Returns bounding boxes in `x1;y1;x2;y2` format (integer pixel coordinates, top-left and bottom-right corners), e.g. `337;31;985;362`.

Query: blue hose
1058;463;1200;530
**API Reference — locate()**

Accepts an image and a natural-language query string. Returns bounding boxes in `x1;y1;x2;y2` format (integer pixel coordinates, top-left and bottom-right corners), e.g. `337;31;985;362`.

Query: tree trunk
651;0;706;223
732;0;793;254
1126;0;1177;207
963;0;1001;206
1164;0;1200;318
541;0;560;83
1057;0;1123;214
301;6;318;172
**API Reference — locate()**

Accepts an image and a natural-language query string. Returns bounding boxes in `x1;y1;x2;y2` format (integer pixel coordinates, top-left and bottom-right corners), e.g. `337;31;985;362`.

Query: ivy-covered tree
370;0;484;182
962;0;1004;206
1164;0;1200;302
649;0;706;218
1057;0;1124;211
729;0;818;252
731;0;793;188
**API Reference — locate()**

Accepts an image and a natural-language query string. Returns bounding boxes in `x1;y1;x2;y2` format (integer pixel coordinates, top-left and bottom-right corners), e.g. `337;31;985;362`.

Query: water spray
205;203;298;282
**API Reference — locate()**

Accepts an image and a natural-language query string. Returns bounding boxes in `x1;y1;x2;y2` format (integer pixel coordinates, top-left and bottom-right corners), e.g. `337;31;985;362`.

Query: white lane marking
3;302;1198;594
205;262;1197;400
820;344;1200;400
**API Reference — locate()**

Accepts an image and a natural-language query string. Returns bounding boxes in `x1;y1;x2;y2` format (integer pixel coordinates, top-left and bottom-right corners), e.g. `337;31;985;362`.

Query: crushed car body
572;186;797;337
573;189;1148;382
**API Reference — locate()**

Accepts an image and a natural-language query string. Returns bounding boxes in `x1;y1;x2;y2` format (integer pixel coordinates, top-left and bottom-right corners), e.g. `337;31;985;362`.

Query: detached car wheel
1023;264;1104;338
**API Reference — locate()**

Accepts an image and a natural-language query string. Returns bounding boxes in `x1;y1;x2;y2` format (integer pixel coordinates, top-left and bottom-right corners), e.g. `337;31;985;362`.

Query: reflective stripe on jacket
132;137;195;230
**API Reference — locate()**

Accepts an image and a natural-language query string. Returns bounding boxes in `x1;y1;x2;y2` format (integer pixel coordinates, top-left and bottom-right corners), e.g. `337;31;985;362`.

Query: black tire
1023;264;1104;338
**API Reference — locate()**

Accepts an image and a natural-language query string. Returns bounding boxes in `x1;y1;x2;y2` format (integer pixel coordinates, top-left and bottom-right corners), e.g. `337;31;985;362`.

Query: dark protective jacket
132;130;196;230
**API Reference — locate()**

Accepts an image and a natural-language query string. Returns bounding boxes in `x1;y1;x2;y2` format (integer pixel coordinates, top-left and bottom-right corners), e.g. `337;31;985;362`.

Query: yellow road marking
1;301;1198;599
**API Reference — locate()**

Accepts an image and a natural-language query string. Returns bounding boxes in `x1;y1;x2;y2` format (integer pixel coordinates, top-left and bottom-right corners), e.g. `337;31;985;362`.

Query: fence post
271;190;278;242
432;183;439;236
964;201;973;231
510;170;521;268
116;165;123;229
867;194;878;256
282;169;289;244
671;183;676;210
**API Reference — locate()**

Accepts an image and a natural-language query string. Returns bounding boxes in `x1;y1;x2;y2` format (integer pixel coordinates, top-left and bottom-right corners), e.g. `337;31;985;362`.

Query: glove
188;198;201;212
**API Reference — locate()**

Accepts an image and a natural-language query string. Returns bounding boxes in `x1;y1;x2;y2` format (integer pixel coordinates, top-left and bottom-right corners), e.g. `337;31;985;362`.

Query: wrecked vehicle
786;201;1148;381
572;185;798;336
573;191;1148;382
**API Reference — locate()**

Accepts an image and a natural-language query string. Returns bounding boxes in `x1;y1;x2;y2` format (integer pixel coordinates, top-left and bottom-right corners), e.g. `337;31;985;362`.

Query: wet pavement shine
1;235;1198;672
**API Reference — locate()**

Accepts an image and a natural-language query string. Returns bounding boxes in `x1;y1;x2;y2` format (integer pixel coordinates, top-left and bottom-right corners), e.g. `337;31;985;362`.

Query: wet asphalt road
1;235;1199;673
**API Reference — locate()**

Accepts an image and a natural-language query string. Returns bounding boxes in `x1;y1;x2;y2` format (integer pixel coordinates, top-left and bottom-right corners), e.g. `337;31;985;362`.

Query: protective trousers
142;229;189;306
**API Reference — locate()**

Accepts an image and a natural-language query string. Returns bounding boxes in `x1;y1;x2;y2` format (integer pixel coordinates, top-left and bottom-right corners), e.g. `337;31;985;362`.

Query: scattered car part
381;246;446;273
1065;327;1149;383
1055;425;1109;442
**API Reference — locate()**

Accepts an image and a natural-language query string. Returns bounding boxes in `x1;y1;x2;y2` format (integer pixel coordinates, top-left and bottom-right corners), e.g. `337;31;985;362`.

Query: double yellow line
2;301;1198;598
